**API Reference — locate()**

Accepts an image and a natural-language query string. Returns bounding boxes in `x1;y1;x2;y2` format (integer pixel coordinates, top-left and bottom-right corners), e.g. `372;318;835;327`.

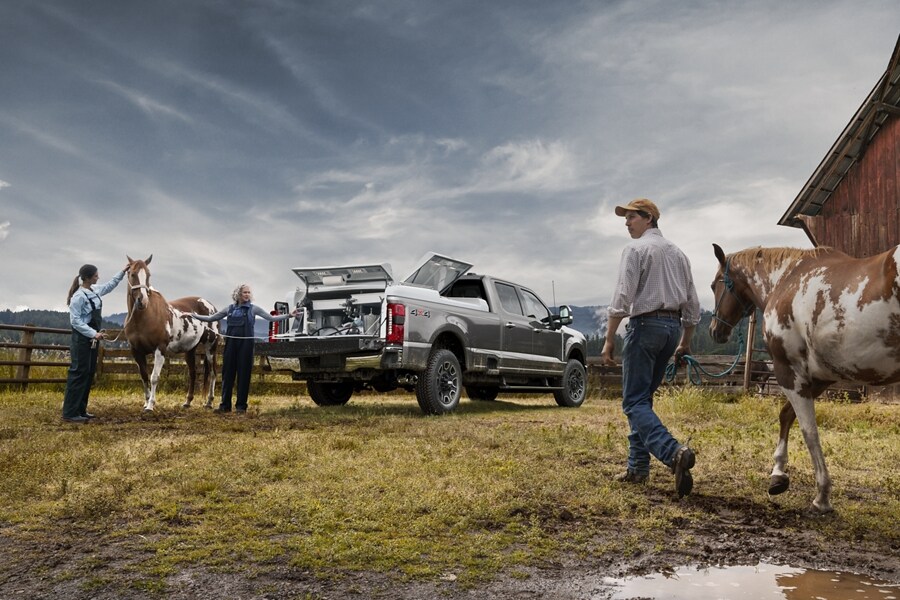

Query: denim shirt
69;270;126;338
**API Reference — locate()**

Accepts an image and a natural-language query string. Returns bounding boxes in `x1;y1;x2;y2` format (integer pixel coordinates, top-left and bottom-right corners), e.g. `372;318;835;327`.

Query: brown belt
635;310;681;320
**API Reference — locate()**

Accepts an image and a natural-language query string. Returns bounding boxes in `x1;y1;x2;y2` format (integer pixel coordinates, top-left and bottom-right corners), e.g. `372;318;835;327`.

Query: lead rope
664;256;753;384
664;324;747;384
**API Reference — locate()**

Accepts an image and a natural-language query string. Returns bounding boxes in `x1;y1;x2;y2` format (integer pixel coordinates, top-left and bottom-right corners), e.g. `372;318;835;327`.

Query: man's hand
674;344;690;365
600;344;617;367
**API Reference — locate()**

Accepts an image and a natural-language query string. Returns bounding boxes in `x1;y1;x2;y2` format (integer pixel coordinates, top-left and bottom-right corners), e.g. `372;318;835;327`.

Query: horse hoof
182;403;191;409
768;475;790;496
812;501;834;514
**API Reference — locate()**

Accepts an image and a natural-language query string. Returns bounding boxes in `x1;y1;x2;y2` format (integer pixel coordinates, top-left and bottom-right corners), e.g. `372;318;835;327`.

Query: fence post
96;340;106;382
16;326;36;392
742;311;757;392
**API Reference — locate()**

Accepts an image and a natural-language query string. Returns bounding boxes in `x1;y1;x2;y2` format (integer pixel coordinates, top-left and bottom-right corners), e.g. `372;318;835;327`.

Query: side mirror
557;304;573;326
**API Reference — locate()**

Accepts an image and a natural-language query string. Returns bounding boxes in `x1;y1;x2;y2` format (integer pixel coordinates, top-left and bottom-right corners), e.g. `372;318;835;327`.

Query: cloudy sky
1;1;898;319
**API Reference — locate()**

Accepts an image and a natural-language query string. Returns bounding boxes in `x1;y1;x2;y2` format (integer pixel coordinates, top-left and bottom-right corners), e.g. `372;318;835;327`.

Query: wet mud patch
2;502;897;600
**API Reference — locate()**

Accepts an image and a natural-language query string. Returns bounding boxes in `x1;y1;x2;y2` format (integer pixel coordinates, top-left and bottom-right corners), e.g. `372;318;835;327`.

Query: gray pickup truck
256;252;587;414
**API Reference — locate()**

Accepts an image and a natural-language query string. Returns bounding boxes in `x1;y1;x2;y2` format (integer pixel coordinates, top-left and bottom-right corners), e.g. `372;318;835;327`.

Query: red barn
779;35;900;257
778;35;900;400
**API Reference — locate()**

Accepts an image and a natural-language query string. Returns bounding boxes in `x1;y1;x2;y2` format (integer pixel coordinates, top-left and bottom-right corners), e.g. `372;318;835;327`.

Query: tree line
2;307;765;359
0;309;122;345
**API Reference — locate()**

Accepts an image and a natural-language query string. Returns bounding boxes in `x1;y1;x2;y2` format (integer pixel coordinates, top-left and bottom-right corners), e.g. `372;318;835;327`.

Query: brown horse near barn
709;243;900;513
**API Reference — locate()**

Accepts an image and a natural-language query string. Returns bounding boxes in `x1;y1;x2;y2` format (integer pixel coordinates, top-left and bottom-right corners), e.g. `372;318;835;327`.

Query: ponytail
66;276;80;306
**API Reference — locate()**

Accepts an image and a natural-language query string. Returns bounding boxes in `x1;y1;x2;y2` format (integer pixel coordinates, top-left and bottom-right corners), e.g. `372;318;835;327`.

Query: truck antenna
552;280;557;309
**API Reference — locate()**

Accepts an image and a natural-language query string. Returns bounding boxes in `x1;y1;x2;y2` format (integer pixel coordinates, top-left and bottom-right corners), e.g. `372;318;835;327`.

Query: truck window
495;282;523;315
520;289;550;322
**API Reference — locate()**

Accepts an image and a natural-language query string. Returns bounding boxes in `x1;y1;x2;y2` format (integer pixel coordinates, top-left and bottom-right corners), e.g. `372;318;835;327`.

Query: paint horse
709;243;900;513
124;255;219;411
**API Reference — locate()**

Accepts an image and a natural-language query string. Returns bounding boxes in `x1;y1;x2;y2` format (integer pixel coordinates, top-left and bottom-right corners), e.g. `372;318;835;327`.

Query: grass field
1;383;898;595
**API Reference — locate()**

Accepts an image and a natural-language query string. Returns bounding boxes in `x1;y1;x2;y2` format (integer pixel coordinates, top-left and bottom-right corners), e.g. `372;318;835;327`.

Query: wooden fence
0;324;284;391
0;322;777;396
0;320;874;399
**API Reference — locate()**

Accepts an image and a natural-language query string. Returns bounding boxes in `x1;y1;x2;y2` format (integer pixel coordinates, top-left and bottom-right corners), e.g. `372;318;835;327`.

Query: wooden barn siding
805;115;900;257
801;116;900;400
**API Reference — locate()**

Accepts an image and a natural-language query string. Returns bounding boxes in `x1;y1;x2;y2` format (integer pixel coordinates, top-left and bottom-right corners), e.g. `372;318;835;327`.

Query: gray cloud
0;0;897;315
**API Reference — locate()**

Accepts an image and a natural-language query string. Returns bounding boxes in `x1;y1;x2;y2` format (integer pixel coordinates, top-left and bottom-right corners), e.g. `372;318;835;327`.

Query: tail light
269;310;279;341
386;302;405;344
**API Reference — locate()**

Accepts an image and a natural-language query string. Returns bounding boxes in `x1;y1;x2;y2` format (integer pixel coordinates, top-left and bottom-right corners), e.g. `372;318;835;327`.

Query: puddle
604;562;899;600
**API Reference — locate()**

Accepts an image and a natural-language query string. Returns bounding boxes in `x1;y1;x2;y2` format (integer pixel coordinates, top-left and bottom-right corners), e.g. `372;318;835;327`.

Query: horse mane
729;246;832;273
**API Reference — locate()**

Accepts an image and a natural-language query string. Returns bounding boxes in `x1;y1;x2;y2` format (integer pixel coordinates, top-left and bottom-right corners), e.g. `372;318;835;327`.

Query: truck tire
465;386;498;402
554;359;586;407
307;380;354;406
415;349;462;414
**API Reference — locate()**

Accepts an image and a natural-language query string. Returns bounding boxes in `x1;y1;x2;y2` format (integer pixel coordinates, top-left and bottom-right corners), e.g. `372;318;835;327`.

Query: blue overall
62;295;102;419
219;304;255;411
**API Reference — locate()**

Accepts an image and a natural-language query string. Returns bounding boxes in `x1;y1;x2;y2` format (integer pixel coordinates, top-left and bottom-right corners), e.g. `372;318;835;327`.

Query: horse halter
127;266;151;309
712;259;755;329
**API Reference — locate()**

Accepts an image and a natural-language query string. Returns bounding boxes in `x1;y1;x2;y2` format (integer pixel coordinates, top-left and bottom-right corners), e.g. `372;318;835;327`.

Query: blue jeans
621;316;682;474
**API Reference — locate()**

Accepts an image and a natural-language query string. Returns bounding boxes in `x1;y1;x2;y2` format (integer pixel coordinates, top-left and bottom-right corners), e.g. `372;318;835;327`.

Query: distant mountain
565;305;608;337
107;312;126;325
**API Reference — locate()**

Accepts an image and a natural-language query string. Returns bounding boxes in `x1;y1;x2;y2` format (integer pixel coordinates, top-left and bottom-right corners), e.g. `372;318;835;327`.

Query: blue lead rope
664;327;746;385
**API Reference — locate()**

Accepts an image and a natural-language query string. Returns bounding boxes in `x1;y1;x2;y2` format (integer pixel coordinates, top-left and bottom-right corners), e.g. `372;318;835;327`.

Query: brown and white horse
709;243;900;513
124;255;219;411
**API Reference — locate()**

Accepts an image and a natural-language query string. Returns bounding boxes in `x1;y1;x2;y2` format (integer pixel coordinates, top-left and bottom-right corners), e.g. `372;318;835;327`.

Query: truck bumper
255;338;401;374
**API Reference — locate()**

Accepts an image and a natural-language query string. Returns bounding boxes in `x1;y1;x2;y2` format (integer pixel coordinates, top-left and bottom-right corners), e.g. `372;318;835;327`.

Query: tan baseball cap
614;198;660;220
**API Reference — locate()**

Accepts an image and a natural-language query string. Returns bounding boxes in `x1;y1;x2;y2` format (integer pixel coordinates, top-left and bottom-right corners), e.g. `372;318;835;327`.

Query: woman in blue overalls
62;263;127;423
192;284;298;413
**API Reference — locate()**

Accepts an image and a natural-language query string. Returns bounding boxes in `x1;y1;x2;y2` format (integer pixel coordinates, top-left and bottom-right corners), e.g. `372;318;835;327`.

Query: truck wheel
416;349;462;414
307;380;354;406
466;386;498;402
554;359;586;407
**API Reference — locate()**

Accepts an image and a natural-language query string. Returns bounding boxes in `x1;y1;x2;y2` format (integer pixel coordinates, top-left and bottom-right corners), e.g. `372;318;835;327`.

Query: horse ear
146;254;153;265
127;255;133;263
713;243;726;268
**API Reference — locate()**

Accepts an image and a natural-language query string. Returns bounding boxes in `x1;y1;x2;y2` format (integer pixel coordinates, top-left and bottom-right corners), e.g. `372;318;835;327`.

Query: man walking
600;198;701;498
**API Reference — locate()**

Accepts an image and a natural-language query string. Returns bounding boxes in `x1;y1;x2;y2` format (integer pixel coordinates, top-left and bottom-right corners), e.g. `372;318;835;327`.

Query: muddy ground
3;490;898;600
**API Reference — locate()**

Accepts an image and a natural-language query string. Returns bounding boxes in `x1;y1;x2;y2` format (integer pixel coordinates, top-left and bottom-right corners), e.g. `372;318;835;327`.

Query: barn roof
779;35;900;228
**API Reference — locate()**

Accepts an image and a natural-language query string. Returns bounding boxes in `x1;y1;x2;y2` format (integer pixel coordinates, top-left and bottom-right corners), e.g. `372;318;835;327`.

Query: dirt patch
3;492;898;600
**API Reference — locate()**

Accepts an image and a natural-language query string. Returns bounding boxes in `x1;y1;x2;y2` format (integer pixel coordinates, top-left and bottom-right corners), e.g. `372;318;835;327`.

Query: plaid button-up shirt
608;229;701;326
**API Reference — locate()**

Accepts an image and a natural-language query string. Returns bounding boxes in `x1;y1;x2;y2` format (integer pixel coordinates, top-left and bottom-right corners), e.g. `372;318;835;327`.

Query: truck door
519;287;566;375
494;281;532;372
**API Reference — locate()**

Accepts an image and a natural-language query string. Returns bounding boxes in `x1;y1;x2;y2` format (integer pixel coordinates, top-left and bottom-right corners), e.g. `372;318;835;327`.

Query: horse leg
784;390;833;513
203;342;217;409
132;351;153;410
145;349;166;411
769;400;795;495
183;348;197;408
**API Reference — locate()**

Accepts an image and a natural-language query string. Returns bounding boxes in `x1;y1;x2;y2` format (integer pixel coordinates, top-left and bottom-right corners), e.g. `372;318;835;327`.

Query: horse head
126;254;153;311
709;243;755;343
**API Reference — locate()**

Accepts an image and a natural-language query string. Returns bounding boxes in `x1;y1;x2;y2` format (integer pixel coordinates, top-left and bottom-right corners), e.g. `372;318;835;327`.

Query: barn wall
802;115;900;257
